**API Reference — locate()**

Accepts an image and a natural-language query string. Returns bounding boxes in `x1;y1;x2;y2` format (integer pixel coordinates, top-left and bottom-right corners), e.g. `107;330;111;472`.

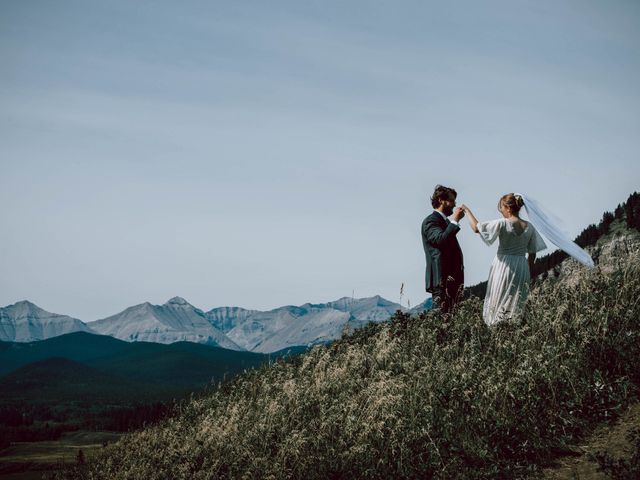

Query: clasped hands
452;204;469;222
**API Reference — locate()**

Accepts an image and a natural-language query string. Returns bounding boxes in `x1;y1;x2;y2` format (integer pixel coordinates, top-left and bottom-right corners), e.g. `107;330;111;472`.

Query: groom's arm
423;217;460;247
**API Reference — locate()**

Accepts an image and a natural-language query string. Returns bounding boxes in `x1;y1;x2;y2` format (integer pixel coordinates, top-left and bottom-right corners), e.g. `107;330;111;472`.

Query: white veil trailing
517;193;595;268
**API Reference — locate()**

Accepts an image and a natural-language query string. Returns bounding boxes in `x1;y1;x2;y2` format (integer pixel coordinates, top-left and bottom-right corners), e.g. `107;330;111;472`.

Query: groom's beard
442;206;454;217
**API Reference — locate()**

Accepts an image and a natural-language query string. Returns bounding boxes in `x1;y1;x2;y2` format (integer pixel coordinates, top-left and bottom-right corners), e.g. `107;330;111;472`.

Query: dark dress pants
432;276;463;314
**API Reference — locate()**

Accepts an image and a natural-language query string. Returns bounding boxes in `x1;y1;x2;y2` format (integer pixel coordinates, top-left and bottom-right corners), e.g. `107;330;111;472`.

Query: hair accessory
515;194;524;207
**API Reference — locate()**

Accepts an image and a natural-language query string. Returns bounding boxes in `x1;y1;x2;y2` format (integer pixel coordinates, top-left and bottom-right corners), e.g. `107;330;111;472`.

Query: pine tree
614;203;624;219
600;211;614;235
624;192;640;231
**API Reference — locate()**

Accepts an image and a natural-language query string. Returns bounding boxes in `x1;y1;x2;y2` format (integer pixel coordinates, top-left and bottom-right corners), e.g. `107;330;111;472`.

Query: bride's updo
498;193;524;215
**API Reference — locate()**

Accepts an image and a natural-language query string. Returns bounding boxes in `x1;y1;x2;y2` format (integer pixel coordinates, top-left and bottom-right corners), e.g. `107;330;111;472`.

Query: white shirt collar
434;210;448;221
434;209;458;225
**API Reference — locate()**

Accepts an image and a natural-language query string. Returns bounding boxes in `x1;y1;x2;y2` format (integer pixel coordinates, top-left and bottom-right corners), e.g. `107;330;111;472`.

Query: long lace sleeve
477;219;503;246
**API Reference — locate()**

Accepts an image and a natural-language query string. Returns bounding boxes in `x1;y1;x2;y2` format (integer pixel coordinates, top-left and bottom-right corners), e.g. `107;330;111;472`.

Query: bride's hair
498;193;524;215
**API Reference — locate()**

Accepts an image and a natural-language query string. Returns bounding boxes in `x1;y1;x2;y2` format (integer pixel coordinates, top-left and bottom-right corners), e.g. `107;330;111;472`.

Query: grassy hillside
51;249;640;479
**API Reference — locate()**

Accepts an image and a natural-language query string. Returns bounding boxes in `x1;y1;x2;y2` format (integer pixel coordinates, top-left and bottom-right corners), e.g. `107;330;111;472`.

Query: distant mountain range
0;296;431;353
89;297;242;351
0;297;428;410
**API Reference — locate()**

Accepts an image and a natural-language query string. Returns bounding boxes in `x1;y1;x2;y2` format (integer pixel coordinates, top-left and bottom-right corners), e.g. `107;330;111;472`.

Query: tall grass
56;256;640;479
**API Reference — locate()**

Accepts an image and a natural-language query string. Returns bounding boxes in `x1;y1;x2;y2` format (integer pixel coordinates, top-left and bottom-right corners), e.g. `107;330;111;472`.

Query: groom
421;185;465;313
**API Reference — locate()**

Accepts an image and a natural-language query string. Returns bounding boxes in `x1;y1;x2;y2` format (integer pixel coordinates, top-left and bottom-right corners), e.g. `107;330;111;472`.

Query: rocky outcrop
544;231;640;286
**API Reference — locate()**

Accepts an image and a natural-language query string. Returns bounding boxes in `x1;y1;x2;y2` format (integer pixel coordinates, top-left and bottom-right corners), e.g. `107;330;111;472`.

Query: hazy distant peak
91;302;153;321
0;300;93;342
9;300;43;313
13;300;38;307
332;296;352;303
371;295;394;306
125;302;154;312
207;306;257;314
4;300;62;318
165;296;191;306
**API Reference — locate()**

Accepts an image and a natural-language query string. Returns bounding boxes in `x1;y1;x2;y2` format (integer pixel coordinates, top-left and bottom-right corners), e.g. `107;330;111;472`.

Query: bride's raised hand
460;204;479;232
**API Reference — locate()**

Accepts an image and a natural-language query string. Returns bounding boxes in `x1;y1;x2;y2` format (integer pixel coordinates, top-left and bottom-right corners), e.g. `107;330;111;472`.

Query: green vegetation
0;334;302;439
52;250;640;479
0;332;275;383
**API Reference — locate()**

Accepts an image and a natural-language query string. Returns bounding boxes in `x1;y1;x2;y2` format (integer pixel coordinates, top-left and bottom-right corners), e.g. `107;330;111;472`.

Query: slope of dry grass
54;255;640;479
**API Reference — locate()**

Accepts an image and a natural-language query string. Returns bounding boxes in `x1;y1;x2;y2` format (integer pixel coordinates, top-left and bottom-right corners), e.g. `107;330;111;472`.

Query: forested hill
466;191;640;299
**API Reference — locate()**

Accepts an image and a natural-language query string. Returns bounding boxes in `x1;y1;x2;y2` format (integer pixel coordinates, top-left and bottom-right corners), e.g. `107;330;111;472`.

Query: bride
462;193;595;326
462;194;547;326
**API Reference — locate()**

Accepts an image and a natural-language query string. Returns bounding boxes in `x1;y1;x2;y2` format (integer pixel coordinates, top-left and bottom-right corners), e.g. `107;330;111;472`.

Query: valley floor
0;430;123;480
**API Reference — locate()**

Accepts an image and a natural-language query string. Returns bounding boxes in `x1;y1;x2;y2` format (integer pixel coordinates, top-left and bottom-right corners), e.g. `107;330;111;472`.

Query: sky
1;0;639;321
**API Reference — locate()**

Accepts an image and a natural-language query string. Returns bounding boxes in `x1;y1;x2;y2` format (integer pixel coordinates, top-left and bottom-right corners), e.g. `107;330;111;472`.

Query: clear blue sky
1;0;639;320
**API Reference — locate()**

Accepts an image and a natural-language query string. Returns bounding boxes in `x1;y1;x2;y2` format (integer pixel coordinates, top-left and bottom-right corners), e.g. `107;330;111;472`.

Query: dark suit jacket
421;211;464;293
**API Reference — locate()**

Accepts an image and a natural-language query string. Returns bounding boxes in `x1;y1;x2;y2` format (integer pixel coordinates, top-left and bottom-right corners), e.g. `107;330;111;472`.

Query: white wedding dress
477;218;547;326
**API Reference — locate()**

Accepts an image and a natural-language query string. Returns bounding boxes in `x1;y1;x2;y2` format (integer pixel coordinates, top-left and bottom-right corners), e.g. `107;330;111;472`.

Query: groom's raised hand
452;206;466;222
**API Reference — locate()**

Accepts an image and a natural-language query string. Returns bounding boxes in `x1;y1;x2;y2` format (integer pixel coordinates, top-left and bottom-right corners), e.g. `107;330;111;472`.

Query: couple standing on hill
421;185;594;326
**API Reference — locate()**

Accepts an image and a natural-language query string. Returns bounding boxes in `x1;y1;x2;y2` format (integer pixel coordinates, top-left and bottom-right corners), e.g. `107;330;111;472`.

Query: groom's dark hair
431;185;457;208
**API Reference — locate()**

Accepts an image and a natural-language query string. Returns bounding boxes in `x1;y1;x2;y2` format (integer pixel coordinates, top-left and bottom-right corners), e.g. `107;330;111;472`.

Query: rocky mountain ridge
0;300;93;343
0;295;407;353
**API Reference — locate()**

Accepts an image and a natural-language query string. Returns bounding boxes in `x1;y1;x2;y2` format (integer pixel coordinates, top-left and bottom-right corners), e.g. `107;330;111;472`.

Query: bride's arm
461;205;479;233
